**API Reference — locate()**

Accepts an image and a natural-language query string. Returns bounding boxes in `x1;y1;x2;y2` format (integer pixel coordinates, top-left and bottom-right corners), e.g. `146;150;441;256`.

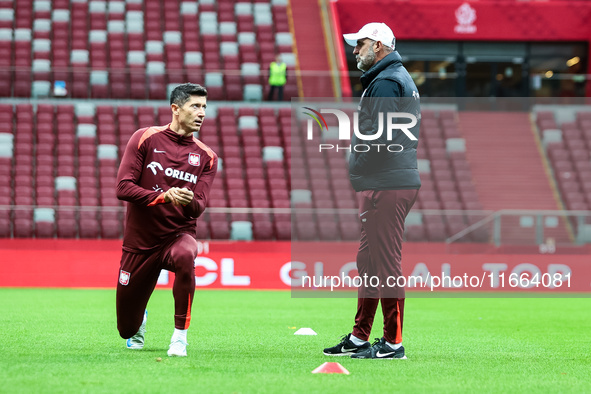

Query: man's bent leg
116;251;161;339
164;234;199;330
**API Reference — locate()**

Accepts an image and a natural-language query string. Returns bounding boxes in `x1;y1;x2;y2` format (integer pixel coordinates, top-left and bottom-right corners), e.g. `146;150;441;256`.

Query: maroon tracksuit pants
116;233;198;339
351;189;418;344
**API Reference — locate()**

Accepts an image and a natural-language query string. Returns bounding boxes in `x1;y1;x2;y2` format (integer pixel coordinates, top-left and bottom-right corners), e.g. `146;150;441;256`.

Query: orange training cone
311;362;350;375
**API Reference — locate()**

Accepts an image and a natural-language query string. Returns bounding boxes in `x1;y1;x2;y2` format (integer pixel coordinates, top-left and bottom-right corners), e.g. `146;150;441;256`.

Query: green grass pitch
0;288;590;393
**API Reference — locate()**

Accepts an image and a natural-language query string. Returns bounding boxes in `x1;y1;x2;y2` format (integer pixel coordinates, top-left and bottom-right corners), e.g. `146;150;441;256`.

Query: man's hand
164;187;194;206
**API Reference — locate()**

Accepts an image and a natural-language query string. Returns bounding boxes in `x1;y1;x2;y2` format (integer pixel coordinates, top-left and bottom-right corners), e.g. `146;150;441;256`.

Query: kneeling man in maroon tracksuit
116;83;218;357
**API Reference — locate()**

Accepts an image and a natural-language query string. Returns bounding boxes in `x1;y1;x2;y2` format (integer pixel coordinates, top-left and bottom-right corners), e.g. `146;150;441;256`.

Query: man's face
353;38;376;72
175;95;207;134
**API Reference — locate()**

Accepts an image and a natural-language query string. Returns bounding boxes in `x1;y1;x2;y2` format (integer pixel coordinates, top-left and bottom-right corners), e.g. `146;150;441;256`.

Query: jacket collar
164;124;196;145
360;51;402;89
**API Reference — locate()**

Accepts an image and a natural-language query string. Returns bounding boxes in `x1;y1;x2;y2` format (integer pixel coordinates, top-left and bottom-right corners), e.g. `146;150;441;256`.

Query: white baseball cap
343;22;396;50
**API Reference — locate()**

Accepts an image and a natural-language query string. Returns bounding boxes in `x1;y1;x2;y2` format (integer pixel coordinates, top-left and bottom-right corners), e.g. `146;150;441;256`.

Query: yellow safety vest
269;62;287;86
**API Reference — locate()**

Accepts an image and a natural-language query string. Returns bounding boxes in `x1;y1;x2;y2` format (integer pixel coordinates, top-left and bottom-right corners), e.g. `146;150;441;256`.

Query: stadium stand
535;109;591;243
2;102;295;240
7;0;581;246
1;97;492;242
0;0;298;101
541;110;591;212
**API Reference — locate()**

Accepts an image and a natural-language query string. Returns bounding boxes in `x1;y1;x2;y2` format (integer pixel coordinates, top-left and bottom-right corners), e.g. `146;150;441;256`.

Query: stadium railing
446;209;591;248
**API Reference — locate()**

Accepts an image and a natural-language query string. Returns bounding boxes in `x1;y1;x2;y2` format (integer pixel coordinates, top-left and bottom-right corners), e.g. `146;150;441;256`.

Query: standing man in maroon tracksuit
115;83;218;357
324;23;421;359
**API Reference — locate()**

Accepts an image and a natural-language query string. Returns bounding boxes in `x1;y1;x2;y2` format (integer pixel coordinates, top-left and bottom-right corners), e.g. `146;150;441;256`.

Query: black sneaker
323;333;371;356
351;337;406;359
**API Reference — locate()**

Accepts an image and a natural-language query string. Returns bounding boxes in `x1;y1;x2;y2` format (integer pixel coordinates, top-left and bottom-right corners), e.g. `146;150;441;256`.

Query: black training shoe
323;333;371;356
351;337;406;359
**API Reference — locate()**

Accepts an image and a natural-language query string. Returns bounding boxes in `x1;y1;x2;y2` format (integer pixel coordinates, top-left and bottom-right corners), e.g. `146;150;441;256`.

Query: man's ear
375;41;382;53
171;103;179;116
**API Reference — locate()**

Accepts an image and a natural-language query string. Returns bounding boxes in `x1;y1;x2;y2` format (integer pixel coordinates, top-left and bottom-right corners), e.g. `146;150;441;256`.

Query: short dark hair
170;83;208;106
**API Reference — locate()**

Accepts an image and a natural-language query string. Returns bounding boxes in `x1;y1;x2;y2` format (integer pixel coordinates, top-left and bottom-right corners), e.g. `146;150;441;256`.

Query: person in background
267;54;287;101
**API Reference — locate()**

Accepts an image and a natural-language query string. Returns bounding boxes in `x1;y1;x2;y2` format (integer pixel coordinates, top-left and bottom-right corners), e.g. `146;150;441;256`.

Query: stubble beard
356;50;376;72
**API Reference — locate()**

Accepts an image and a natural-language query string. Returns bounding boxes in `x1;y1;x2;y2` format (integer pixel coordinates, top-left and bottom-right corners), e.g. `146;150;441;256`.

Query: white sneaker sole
167;350;187;357
167;340;187;357
323;352;357;356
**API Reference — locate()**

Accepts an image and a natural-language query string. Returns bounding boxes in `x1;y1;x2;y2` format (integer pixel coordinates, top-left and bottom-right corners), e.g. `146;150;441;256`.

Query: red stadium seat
275;221;292;240
0;217;10;237
35;221;55;238
405;225;426;242
13;218;33;238
318;220;339;241
253;220;274;240
210;221;230;239
79;218;100;238
56;215;77;238
196;221;210;240
296;222;317;241
101;219;121;239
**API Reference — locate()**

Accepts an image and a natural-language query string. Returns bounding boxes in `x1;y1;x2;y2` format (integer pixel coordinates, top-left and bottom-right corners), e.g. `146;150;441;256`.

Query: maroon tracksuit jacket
116;124;218;252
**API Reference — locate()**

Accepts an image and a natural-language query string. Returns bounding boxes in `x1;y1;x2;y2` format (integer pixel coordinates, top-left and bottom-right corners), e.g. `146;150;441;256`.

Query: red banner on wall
0;240;589;293
291;242;590;293
0;240;291;289
335;0;591;41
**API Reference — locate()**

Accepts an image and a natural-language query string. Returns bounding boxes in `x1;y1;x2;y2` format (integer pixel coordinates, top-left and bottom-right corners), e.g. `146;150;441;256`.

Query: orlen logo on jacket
147;161;198;184
303;107;417;153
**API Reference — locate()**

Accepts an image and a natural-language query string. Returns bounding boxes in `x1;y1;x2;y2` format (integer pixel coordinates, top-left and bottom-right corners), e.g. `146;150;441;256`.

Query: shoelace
339;334;350;345
370;338;383;348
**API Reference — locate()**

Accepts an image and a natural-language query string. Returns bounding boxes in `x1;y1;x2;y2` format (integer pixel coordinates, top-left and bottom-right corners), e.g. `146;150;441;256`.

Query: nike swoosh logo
341;347;358;352
154;149;166;153
376;351;395;358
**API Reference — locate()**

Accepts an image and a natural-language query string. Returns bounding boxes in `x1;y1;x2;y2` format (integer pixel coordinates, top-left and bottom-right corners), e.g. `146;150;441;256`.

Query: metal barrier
446;209;591;247
3;205;591;247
